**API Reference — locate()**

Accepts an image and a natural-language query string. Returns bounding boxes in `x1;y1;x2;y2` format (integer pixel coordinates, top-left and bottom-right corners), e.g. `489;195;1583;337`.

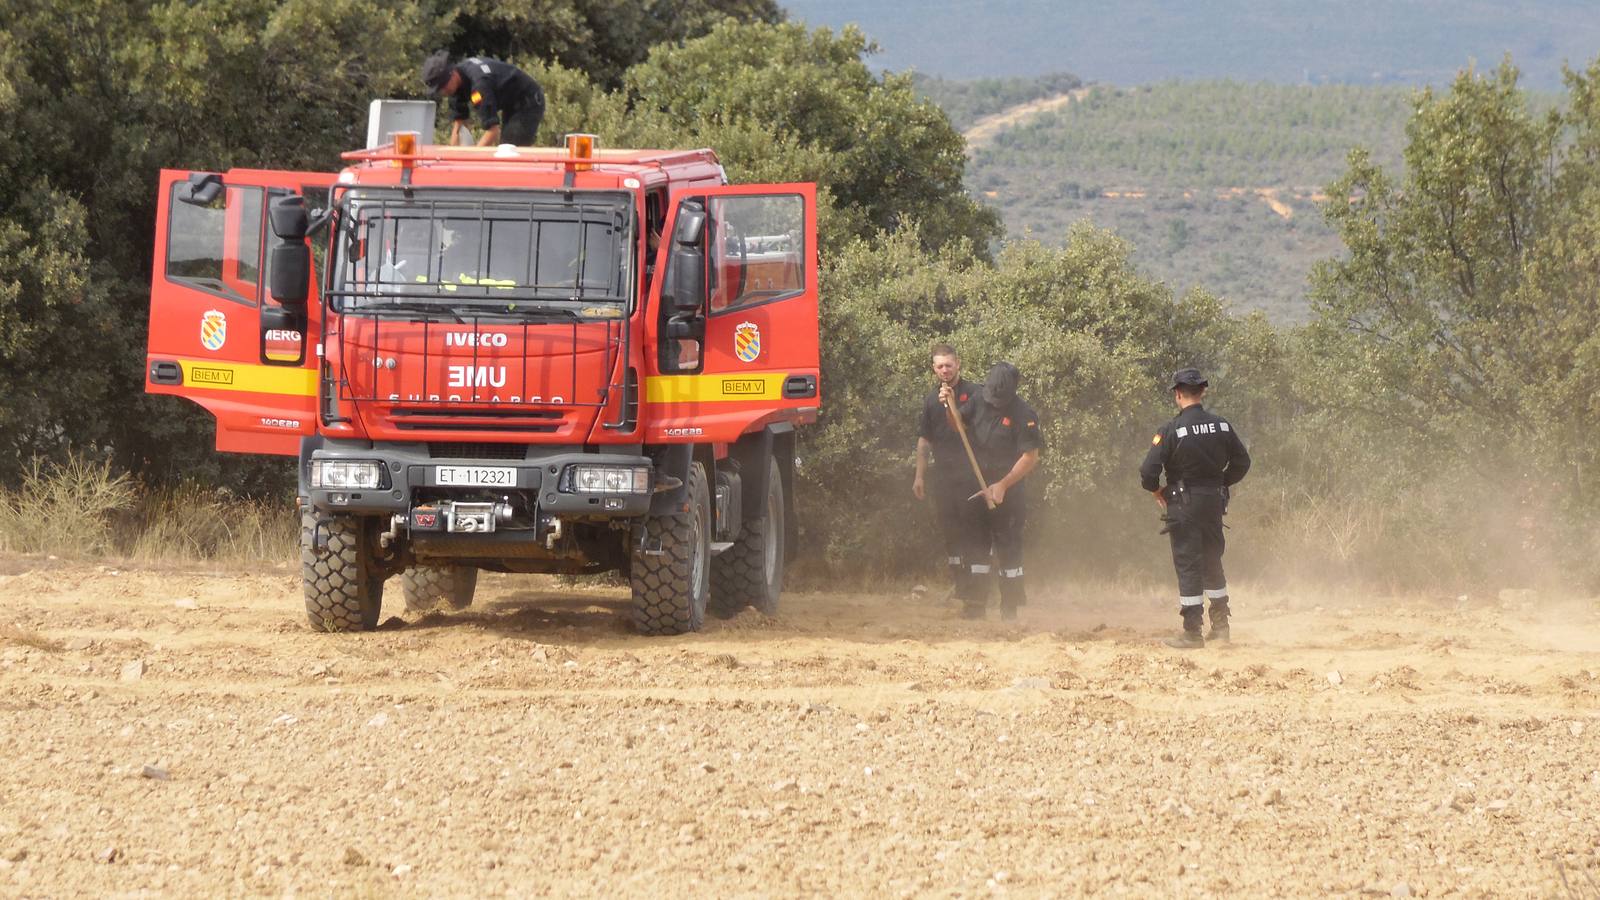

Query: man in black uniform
1139;368;1251;648
421;51;546;147
952;362;1042;620
914;344;982;603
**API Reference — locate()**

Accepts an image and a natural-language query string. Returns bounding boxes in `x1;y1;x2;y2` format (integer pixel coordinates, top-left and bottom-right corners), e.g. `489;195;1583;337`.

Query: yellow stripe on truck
644;373;786;403
178;360;317;396
171;363;790;403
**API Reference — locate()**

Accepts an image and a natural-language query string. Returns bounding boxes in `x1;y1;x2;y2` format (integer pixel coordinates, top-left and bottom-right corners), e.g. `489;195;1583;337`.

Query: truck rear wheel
401;565;478;612
301;511;384;632
630;462;710;635
710;456;785;618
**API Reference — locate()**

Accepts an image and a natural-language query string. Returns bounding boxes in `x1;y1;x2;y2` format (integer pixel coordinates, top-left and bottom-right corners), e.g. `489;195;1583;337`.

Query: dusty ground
0;557;1597;898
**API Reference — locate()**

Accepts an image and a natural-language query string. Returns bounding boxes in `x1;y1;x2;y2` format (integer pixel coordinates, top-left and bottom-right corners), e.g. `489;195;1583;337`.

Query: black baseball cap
1170;367;1208;390
421;51;454;93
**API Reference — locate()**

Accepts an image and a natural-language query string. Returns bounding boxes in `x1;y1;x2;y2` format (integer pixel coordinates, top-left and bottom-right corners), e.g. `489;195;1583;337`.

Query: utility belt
1159;481;1229;535
1163;481;1230;517
1164;480;1228;499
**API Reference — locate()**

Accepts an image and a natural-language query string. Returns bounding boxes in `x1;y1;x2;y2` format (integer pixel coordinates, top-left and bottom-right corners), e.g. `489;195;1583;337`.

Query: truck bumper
301;439;654;518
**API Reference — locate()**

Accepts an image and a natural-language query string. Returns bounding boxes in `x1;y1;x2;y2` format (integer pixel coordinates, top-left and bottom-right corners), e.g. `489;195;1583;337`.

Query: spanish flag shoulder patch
470;90;483;105
1152;433;1163;446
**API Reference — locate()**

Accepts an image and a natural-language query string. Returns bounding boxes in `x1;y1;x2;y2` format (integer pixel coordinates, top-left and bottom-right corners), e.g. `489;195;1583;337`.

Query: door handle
149;360;183;385
782;374;816;399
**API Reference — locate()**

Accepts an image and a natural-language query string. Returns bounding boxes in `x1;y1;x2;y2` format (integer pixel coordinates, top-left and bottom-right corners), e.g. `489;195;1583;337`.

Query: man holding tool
947;362;1042;620
1139;368;1251;648
914;344;982;604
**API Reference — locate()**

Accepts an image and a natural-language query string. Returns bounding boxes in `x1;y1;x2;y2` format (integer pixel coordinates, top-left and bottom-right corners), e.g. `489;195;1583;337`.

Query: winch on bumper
300;440;656;531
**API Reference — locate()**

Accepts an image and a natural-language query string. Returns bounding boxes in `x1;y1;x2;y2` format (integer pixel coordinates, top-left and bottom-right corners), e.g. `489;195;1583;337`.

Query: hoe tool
944;391;996;510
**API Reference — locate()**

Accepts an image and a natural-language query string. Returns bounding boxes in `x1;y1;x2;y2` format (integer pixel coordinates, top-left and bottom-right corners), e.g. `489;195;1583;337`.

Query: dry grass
124;483;297;565
0;454;297;566
0;454;135;556
0;624;63;652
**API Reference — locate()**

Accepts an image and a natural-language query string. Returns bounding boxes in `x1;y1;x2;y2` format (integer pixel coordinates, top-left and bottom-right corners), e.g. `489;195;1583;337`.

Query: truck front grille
427;442;530;460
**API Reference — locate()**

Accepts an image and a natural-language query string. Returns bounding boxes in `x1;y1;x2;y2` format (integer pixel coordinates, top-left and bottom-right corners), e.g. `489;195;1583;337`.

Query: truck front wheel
401;565;478;612
710;456;785;618
301;511;384;632
630;462;710;635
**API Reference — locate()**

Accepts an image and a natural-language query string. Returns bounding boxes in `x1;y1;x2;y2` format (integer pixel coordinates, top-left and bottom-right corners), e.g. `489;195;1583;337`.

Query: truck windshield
330;190;633;315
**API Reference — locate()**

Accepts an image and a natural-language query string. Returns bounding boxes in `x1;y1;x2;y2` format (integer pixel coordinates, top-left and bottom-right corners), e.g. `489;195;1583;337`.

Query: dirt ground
0;557;1597;898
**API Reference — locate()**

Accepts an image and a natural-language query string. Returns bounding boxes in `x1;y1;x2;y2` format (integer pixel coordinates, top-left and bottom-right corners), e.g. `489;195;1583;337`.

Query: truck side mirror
269;196;311;308
667;247;705;314
664;201;707;314
270;196;309;242
674;206;706;246
176;172;223;206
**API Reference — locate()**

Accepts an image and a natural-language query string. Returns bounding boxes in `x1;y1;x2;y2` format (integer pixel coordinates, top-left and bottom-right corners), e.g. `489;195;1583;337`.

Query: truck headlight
564;465;651;494
311;460;384;489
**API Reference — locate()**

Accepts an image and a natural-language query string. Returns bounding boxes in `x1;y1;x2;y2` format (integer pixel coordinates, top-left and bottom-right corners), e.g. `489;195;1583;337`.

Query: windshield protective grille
315;188;638;432
330;191;632;310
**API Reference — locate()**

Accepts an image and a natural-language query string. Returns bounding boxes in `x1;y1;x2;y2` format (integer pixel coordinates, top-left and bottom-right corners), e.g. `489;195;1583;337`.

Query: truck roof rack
341;143;720;170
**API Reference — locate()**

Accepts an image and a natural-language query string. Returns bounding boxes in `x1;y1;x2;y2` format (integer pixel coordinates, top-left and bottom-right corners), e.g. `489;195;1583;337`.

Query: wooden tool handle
945;394;996;510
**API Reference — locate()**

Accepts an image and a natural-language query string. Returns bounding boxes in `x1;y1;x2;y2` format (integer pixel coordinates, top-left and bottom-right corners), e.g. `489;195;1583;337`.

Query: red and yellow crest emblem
200;309;227;352
733;321;761;363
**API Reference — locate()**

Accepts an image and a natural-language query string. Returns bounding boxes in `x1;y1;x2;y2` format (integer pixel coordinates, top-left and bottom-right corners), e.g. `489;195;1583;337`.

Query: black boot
998;575;1025;621
1164;605;1205;649
961;567;989;619
945;563;969;606
1206;597;1231;643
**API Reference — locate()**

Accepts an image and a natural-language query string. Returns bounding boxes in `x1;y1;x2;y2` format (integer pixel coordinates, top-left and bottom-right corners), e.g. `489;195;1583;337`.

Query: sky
781;0;1598;90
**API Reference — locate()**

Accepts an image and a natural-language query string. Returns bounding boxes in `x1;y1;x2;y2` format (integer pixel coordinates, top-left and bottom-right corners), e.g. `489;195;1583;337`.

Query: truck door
642;183;820;443
146;168;335;455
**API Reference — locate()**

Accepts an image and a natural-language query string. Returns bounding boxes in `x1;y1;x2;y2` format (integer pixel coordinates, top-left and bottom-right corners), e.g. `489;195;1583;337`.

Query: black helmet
421;50;454;93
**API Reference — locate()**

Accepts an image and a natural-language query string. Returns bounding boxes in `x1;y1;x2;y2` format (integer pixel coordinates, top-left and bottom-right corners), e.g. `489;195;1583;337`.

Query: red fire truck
145;129;819;634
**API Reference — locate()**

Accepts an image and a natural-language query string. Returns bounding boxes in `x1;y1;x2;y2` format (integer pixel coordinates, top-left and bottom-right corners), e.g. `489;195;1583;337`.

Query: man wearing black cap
420;51;546;147
1140;368;1251;648
914;344;982;604
950;362;1042;620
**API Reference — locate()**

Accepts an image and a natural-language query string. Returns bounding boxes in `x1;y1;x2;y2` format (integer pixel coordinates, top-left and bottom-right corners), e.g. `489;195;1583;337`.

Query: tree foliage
1304;59;1597;479
802;224;1270;573
1288;57;1600;584
446;0;783;90
613;21;999;254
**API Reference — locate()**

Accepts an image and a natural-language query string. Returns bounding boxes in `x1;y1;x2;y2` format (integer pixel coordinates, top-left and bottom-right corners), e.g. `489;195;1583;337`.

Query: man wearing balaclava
950;362;1042;620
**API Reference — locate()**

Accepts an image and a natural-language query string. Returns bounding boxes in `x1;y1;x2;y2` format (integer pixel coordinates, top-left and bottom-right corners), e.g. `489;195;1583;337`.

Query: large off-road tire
400;565;478;612
710;456;785;618
301;511;384;632
630;462;710;635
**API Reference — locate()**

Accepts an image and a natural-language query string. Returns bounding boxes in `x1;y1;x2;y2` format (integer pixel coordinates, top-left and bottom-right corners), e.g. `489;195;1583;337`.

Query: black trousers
1166;489;1227;605
500;95;545;146
963;488;1027;607
930;470;972;592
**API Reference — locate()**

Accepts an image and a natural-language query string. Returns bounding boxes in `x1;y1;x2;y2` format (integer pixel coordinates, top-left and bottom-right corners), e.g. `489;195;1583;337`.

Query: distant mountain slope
784;0;1597;91
908;72;1083;131
947;81;1417;321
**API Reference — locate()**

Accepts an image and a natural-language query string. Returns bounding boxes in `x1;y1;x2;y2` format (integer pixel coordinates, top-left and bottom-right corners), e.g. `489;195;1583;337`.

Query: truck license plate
435;466;515;487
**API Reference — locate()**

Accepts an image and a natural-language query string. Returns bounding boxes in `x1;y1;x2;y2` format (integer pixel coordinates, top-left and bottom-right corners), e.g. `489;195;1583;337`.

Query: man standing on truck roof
1140;368;1251;649
948;361;1042;621
421;51;546;147
914;344;983;606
